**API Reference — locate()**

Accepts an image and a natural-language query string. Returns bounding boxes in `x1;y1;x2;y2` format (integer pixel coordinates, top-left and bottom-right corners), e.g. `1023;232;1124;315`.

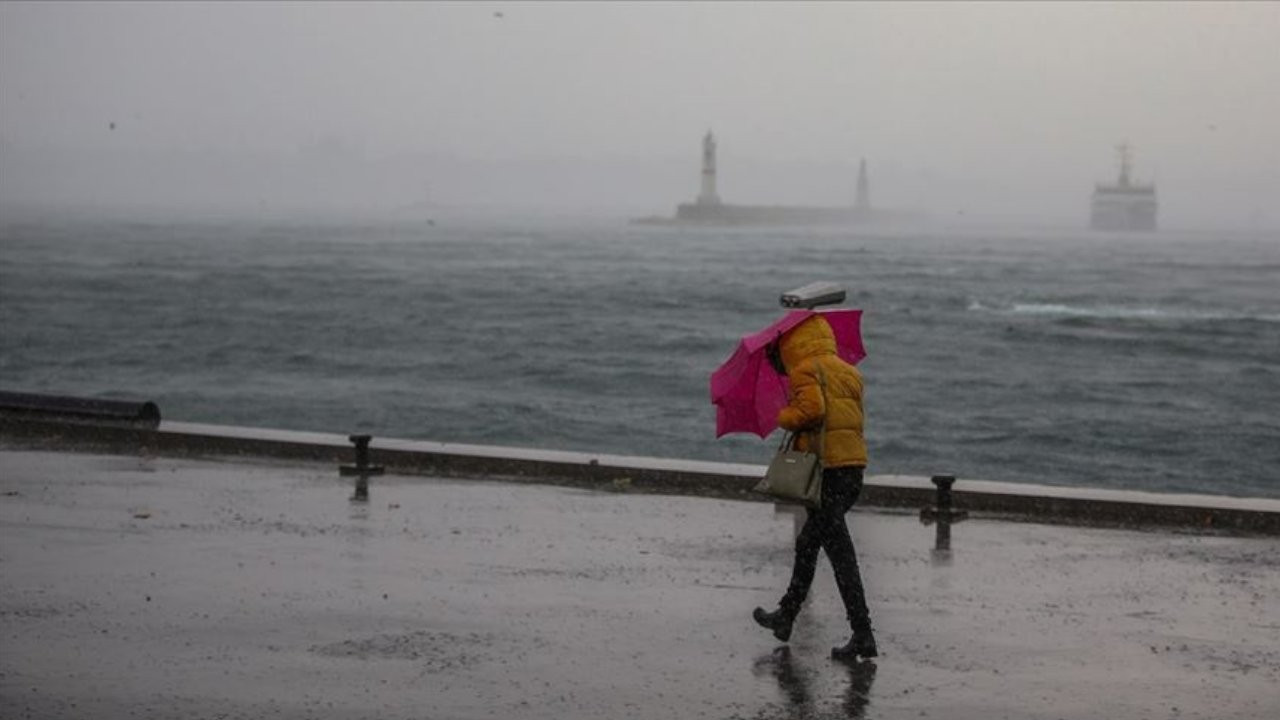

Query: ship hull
1090;189;1157;232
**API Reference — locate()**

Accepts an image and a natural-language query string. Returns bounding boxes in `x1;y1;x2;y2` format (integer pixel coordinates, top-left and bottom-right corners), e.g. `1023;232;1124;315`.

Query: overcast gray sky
2;1;1277;228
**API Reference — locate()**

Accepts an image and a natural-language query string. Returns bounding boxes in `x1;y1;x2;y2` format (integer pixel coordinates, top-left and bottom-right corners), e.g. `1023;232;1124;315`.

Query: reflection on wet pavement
2;450;1278;720
749;646;878;719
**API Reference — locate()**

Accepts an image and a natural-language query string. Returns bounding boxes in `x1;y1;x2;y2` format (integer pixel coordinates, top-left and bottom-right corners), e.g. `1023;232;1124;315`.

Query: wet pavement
1;449;1277;719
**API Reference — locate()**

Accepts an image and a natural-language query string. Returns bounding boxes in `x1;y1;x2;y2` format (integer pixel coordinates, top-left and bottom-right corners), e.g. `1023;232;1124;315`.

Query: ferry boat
1090;144;1157;231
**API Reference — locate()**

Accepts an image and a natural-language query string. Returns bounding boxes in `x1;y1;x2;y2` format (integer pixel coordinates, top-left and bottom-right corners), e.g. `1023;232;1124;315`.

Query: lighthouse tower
855;158;870;212
697;130;722;205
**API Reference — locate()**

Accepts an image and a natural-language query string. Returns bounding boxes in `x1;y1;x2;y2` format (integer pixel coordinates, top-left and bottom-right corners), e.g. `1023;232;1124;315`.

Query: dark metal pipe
340;433;383;502
0;391;160;429
351;434;372;469
933;475;956;510
920;475;968;554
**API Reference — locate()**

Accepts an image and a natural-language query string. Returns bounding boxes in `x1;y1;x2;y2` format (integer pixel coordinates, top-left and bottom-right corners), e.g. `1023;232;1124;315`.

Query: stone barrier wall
3;417;1277;535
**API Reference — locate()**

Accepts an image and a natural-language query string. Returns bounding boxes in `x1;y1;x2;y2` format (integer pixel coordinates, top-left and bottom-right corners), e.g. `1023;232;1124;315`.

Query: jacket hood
779;315;837;371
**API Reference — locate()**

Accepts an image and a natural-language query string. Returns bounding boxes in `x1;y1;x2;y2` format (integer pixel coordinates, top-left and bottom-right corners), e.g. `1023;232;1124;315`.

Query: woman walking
752;314;878;661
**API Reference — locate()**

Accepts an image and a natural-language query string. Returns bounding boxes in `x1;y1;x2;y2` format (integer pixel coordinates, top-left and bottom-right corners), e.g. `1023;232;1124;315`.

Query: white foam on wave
1014;303;1168;320
973;302;1280;323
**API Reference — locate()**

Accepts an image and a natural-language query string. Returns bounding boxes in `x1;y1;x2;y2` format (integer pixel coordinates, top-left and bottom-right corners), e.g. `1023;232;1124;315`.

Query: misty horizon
2;2;1278;231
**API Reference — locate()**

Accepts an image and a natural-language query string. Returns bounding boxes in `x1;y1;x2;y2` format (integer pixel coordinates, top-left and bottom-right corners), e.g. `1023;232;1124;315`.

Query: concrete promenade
6;418;1278;534
2;449;1278;720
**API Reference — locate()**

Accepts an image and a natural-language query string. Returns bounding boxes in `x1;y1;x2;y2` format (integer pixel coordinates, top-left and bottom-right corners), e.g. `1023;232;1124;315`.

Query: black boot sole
752;607;794;643
832;636;878;661
831;648;878;662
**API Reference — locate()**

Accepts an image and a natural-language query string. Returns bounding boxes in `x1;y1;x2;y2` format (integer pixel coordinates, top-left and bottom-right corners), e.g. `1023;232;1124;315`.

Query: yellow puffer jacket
776;315;867;468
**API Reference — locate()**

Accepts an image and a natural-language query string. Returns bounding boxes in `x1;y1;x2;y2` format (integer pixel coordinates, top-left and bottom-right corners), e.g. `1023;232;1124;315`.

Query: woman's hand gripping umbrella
709;309;866;438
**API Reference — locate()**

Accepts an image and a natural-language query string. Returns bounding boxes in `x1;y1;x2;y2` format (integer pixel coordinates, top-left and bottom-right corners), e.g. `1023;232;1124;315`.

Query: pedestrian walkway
2;450;1276;720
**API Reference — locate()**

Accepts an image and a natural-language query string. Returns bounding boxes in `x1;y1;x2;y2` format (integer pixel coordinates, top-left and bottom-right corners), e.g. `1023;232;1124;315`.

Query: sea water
2;212;1278;499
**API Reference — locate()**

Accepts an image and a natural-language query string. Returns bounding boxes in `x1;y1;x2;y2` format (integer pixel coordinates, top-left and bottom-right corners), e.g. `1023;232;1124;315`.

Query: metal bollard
339;434;384;502
934;475;955;511
920;474;968;553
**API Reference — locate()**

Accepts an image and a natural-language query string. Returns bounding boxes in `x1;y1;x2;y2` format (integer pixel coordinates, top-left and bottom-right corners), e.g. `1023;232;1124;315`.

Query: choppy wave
970;300;1280;324
3;216;1279;499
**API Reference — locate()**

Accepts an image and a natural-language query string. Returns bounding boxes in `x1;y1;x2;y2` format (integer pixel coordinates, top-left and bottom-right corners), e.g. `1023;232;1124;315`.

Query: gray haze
2;1;1278;229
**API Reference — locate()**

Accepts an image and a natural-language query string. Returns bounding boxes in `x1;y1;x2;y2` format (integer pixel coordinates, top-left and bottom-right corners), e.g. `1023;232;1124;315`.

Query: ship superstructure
1090;144;1157;231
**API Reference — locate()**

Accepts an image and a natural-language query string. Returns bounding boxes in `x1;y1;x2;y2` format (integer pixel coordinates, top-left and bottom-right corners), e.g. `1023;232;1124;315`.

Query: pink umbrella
709;309;865;438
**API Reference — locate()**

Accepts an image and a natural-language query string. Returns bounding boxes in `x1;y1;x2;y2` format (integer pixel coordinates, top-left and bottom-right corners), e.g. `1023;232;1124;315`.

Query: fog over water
2;2;1279;229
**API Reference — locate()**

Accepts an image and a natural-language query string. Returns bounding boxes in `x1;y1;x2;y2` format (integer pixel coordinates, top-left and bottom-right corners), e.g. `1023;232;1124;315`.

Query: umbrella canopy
709;309;865;438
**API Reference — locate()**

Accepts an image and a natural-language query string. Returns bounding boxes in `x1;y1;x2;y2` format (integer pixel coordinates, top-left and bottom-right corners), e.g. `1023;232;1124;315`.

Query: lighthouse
697;130;721;205
855;158;870;212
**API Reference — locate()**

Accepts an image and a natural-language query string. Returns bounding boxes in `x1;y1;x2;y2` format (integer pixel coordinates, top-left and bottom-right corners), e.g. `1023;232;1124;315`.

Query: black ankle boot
752;606;795;642
831;628;878;661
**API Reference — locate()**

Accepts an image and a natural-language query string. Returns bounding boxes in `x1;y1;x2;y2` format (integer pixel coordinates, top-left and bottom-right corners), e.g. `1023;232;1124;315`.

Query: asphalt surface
2;449;1277;720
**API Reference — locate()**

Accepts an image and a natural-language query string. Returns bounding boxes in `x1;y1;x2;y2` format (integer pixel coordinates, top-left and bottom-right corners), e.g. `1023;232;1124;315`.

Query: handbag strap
812;364;828;461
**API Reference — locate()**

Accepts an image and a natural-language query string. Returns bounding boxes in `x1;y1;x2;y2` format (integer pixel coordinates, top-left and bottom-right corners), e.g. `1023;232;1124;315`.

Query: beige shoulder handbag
752;367;827;509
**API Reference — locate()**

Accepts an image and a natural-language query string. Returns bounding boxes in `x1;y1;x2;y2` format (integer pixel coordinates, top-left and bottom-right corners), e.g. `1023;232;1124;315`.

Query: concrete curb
3;417;1278;535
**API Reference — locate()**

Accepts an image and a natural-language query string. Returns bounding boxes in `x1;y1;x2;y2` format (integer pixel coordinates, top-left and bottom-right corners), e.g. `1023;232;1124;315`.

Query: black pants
778;466;872;631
